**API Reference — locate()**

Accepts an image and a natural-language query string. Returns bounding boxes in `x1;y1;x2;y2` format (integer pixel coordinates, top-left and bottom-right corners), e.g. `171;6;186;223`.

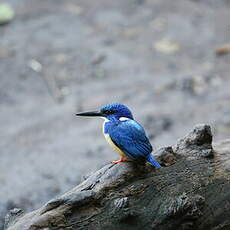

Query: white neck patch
101;117;109;133
101;117;109;122
119;117;131;121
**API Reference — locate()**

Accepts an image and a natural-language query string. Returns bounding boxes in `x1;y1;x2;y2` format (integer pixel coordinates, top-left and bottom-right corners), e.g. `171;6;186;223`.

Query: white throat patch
101;117;109;122
101;117;109;133
119;117;131;121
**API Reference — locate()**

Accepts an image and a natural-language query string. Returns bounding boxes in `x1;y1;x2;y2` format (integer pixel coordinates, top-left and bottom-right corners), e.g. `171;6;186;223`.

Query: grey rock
114;197;129;210
4;209;24;229
154;146;177;166
175;124;214;158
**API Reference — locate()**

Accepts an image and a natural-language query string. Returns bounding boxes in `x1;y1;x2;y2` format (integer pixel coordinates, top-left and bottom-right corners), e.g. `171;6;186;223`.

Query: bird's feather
108;120;153;161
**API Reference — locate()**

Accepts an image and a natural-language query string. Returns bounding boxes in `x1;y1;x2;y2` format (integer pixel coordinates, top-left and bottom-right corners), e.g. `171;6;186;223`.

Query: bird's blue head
100;103;134;121
76;103;134;121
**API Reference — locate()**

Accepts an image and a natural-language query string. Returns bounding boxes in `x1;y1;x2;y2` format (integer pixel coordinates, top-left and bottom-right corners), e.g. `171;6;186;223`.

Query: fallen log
5;124;230;230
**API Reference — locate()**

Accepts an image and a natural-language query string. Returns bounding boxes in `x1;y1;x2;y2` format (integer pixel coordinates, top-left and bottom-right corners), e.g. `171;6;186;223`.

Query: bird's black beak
76;111;103;117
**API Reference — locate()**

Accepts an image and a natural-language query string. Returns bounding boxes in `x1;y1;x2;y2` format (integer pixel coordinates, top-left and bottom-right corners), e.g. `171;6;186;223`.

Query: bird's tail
146;154;161;168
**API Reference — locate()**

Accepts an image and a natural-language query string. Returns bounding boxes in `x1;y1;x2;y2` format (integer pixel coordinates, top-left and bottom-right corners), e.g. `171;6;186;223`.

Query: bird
76;103;161;168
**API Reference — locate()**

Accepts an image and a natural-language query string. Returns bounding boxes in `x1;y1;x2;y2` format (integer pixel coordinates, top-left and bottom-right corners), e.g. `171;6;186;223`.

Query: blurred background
0;0;230;228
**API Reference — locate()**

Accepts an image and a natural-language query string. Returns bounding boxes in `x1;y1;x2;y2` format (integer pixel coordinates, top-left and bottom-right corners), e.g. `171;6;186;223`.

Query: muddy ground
0;0;230;229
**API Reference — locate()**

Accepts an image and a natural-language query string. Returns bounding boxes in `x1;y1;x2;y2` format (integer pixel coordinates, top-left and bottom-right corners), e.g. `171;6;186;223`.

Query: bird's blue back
104;119;153;162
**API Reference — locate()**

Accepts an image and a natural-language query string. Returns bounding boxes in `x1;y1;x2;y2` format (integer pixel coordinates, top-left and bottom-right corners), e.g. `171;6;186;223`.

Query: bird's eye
104;110;112;115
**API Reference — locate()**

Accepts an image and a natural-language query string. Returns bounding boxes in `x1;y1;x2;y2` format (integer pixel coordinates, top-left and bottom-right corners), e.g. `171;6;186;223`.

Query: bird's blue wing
109;120;152;161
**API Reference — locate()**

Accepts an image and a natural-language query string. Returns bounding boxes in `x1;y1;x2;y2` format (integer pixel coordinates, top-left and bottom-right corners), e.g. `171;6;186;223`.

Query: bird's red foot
112;157;127;164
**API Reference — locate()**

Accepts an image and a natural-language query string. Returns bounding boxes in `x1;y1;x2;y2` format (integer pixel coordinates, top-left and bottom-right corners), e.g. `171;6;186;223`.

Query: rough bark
5;124;230;230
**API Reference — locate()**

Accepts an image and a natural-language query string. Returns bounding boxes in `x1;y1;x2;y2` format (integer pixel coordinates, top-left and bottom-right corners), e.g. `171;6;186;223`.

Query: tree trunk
5;124;230;230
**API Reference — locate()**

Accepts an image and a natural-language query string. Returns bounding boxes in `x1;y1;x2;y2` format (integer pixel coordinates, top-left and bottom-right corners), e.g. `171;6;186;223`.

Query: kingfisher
76;103;161;168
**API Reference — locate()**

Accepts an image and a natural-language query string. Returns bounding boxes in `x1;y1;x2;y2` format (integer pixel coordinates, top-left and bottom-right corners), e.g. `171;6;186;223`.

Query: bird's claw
112;158;127;164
